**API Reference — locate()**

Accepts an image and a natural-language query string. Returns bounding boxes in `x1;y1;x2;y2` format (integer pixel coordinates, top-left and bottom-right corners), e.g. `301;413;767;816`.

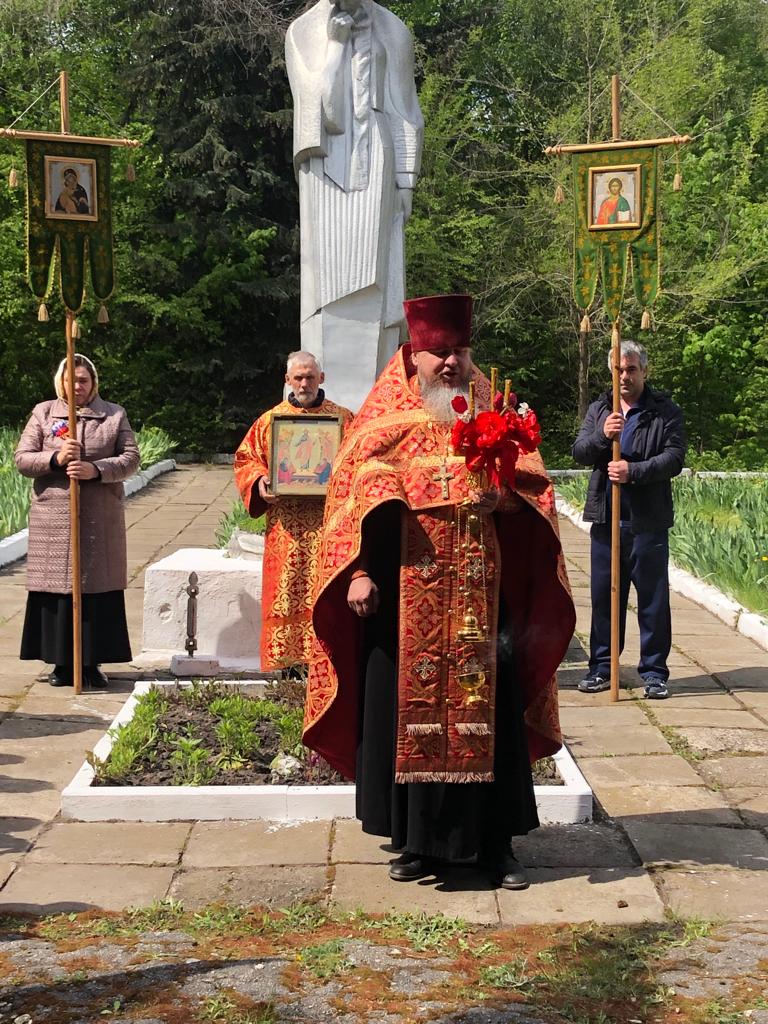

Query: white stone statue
286;0;424;411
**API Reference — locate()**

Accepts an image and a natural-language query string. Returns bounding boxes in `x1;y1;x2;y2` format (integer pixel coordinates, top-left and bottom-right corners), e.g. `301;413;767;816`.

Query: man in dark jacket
572;340;686;699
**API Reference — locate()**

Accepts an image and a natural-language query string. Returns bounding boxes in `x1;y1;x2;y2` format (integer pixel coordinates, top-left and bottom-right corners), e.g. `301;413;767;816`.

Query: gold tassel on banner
8;167;19;188
579;312;592;333
554;183;565;204
37;302;49;323
611;322;620;346
72;319;81;340
673;149;682;191
126;163;136;182
97;303;110;325
641;308;653;331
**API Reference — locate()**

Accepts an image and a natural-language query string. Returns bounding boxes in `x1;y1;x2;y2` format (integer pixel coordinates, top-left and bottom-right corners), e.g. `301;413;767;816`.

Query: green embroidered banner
572;146;659;322
26;139;114;313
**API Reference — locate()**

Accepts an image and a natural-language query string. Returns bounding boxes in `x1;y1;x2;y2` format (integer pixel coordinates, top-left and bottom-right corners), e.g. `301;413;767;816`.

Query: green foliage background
1;0;767;463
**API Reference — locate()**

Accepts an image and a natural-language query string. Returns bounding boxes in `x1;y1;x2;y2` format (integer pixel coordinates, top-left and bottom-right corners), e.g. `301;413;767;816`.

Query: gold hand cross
433;459;455;500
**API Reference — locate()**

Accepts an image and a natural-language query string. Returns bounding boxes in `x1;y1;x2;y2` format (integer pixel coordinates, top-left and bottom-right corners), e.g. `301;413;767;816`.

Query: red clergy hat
403;294;473;352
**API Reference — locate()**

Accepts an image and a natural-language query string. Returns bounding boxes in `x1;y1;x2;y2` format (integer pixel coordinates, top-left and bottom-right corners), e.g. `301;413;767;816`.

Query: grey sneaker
644;679;669;700
578;674;610;693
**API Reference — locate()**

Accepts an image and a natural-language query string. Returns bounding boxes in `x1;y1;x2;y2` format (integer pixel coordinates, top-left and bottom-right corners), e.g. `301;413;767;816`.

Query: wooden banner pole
608;73;622;704
58;71;83;695
65;312;83;695
610;321;622;703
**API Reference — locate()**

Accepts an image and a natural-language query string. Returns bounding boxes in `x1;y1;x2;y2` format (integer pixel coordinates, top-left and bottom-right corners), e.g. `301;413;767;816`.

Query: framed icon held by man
269;414;343;497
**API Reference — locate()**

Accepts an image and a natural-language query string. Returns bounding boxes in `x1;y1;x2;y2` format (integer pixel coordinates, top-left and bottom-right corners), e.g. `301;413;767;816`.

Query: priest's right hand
258;477;278;504
347;575;379;618
55;438;81;466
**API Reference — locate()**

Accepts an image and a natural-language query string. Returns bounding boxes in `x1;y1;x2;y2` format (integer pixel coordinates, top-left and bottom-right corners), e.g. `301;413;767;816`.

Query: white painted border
61;681;593;824
556;495;768;653
0;459;177;569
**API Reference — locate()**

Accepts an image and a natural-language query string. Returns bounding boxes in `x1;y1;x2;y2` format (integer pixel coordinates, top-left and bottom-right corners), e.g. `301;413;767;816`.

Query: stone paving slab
653;705;767;727
698;755;768;788
0;862;175;913
562;721;673;757
594;785;741;826
721;787;768;829
26;822;191;865
677;726;768;753
497;867;666;925
623;821;768;869
183;820;331;868
169;865;328;909
332;820;395;864
577;753;703;787
657;867;768;921
331;863;499;923
512;823;637;868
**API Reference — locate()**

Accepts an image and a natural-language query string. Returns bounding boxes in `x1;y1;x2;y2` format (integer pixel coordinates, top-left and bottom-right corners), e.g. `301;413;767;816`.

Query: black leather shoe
48;665;72;687
389;852;432;882
486;851;530;891
84;666;109;690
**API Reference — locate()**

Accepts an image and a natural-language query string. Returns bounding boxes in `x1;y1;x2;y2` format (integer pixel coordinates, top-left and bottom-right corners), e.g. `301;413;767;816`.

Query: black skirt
354;504;539;862
20;591;133;666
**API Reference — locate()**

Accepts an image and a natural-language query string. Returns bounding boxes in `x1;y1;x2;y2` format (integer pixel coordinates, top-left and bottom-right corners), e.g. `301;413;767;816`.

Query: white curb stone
0;459;176;569
61;681;593;824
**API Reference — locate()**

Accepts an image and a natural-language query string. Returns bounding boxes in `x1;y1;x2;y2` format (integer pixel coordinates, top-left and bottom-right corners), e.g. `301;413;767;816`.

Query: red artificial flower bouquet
450;389;541;490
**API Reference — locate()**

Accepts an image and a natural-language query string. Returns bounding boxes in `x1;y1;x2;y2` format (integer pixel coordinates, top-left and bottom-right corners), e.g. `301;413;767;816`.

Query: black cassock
355;503;540;862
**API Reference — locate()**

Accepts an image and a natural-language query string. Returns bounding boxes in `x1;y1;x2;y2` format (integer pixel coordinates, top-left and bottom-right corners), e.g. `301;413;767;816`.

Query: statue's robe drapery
305;348;575;857
285;0;423;409
234;397;353;670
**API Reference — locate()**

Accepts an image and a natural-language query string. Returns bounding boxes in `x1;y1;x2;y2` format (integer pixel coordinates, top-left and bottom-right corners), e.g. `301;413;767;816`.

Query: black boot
483;847;530;891
389;851;433;882
84;665;109;689
48;665;72;687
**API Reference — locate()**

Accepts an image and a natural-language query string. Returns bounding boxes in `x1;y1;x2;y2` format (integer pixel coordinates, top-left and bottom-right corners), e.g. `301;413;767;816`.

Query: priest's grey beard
419;377;470;423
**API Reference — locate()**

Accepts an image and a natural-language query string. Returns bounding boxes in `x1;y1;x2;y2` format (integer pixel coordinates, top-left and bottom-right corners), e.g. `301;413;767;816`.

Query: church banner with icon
26;139;114;313
572;146;659;323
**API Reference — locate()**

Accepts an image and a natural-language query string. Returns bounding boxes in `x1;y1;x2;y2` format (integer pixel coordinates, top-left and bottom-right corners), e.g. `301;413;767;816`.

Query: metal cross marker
433;459;455;500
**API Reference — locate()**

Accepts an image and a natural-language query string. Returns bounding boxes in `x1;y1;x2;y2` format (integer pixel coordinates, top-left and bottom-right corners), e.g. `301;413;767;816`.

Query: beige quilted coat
15;397;140;594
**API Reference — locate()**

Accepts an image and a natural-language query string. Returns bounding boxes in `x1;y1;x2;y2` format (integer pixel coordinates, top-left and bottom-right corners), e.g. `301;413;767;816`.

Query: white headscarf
53;353;99;404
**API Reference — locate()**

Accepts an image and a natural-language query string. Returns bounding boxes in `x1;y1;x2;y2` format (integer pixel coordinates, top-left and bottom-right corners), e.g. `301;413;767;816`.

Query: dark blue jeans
589;523;671;682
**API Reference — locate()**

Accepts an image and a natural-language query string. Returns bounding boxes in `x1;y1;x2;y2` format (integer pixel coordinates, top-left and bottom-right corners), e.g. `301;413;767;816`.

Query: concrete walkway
1;465;767;924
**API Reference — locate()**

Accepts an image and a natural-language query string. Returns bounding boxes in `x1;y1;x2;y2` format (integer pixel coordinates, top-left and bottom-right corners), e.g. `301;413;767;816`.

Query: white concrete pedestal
139;546;264;671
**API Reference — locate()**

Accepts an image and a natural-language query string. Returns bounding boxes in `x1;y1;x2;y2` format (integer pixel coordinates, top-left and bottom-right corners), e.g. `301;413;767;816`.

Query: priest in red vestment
305;296;575;889
234;352;353;671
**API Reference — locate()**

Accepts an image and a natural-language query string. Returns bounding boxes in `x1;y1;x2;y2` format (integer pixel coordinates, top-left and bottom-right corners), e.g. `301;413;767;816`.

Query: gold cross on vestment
433;459;455;500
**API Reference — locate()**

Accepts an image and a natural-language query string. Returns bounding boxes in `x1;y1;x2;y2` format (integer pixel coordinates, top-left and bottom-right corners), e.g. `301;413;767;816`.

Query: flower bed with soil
61;681;592;823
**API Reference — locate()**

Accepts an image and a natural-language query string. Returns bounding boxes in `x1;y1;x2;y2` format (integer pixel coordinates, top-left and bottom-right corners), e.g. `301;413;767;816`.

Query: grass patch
297;938;353;979
136;425;177;468
216;499;266;548
366;911;471;952
556;474;768;615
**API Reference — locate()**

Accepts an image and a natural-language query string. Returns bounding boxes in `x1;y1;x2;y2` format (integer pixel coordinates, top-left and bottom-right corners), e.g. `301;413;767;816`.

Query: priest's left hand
348;575;380;618
468;488;499;515
66;461;99;481
607;459;630;484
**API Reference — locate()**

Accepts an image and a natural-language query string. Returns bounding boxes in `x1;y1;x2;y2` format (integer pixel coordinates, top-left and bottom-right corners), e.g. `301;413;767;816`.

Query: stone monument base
138;546;263;672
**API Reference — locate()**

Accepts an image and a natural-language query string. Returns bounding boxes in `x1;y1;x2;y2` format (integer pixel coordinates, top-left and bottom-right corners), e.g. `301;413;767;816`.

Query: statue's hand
328;12;353;43
398;188;414;220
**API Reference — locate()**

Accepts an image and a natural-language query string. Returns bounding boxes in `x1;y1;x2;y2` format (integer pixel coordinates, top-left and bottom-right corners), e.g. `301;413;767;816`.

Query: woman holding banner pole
15;353;139;689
